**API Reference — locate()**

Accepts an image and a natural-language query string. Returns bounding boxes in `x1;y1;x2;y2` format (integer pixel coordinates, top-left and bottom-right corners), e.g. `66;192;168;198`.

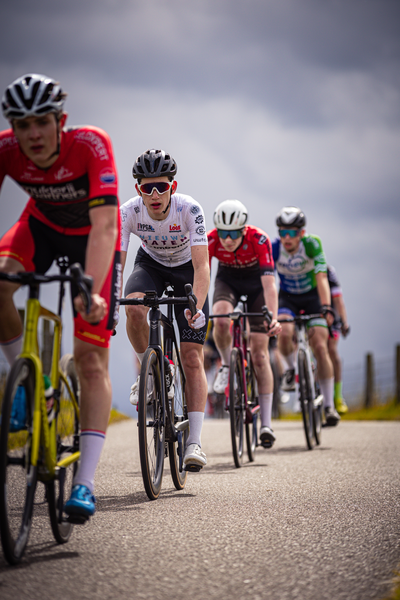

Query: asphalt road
0;417;399;600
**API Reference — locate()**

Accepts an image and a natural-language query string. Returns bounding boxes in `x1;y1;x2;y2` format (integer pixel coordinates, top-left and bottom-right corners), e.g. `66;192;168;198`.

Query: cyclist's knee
74;347;107;382
125;303;147;325
181;344;204;372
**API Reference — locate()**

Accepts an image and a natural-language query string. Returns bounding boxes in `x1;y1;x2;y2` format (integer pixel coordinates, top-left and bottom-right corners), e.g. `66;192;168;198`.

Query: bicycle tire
47;354;80;543
229;348;245;468
0;357;38;564
312;377;322;446
245;352;257;462
168;353;188;490
138;348;164;500
298;350;315;450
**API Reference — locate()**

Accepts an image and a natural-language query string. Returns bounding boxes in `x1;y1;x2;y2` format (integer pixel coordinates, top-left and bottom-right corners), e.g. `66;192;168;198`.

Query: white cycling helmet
213;200;248;230
2;73;67;121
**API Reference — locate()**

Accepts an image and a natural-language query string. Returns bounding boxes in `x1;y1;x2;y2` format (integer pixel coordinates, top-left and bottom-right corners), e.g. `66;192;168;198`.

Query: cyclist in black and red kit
208;200;281;447
0;74;121;520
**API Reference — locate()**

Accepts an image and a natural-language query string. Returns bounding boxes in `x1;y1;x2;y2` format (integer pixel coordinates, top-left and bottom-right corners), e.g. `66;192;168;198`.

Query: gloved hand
184;308;206;330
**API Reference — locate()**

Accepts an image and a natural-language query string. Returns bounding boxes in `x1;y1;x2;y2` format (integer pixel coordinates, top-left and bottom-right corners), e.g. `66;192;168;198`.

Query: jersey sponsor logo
20;174;89;202
74;130;109;161
279;256;308;272
192;238;207;243
195;215;204;224
137;223;155;232
134;206;140;213
89;197;106;208
195;226;205;235
169;223;181;232
258;235;267;245
99;168;116;184
190;205;200;215
0;135;18;152
54;166;74;181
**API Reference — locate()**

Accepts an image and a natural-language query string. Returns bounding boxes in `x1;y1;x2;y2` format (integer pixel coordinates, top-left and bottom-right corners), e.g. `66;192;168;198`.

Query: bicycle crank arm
175;419;189;432
314;395;323;408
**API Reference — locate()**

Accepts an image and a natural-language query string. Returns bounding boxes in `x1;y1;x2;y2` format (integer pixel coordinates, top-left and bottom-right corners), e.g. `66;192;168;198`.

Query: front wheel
245;352;258;461
47;354;80;544
229;348;245;468
0;357;38;565
168;353;188;490
138;349;165;500
298;350;315;450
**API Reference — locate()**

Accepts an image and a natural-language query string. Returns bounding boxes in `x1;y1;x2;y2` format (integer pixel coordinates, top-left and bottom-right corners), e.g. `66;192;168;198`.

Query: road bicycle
119;284;197;501
0;258;92;565
278;313;325;450
210;298;272;468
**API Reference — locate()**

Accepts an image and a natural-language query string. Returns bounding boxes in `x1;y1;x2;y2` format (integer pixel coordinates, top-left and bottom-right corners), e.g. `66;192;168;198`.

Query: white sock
219;346;231;366
135;351;146;365
259;393;273;428
284;351;296;370
320;378;334;410
74;430;106;493
186;411;204;447
0;334;23;367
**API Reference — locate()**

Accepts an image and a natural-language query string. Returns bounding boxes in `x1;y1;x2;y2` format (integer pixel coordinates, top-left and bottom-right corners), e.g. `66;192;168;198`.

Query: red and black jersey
207;225;274;276
0;125;119;234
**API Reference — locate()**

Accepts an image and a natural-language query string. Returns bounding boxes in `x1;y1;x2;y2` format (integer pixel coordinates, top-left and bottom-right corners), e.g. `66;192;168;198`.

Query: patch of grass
109;407;131;425
341;399;400;421
381;571;400;600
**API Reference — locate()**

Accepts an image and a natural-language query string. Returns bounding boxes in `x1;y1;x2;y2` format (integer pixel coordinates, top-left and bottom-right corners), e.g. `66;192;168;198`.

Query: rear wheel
138;349;165;500
298;350;315;450
229;348;245;468
245;352;258;461
0;358;38;564
47;354;80;543
168;353;188;490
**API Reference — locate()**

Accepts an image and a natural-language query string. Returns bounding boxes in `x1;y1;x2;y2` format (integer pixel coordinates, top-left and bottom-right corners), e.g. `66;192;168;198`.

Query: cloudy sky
1;0;399;411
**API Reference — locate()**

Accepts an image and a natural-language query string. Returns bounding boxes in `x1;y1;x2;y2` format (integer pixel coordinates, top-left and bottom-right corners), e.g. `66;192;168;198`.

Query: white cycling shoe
183;443;207;468
213;365;229;394
129;366;175;406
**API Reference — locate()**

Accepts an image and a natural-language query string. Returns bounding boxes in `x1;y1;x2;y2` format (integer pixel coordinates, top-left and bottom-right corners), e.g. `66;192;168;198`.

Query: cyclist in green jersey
271;207;340;426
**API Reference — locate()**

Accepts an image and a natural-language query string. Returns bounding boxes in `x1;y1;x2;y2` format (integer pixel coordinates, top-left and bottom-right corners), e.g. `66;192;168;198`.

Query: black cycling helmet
132;149;177;181
2;73;67;121
276;206;306;229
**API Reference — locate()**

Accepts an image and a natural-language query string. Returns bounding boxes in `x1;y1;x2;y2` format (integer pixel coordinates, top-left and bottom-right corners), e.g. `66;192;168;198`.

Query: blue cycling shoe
10;386;27;432
65;484;96;522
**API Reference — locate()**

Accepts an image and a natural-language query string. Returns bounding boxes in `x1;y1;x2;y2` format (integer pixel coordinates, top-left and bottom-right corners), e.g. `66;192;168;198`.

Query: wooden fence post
365;352;375;409
396;344;400;405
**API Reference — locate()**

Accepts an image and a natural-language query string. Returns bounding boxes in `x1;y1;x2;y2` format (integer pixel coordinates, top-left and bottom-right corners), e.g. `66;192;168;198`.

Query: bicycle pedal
66;514;90;525
261;440;273;449
183;463;203;473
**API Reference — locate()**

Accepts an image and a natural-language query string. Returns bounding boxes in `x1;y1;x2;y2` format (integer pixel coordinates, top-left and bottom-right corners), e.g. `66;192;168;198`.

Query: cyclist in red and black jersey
0;74;121;520
208;200;281;447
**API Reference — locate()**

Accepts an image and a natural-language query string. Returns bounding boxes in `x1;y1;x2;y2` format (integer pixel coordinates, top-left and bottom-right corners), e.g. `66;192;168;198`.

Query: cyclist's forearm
315;271;331;307
261;275;278;319
192;263;210;310
85;211;118;294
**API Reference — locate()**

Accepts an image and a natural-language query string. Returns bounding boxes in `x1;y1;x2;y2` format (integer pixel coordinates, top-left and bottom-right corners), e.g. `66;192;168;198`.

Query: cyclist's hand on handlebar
341;322;350;338
184;308;206;330
321;304;335;327
266;318;282;336
74;292;107;324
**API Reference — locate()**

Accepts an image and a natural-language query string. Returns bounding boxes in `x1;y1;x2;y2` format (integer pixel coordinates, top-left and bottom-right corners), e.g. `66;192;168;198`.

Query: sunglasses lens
140;182;171;195
279;229;298;238
217;229;243;240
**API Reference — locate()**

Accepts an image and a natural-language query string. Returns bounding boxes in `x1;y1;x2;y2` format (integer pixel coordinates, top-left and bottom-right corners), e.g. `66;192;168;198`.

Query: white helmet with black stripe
213;200;248;230
2;73;67;121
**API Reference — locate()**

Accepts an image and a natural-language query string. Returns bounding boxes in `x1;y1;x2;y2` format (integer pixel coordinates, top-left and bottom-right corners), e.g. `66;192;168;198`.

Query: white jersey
120;192;207;267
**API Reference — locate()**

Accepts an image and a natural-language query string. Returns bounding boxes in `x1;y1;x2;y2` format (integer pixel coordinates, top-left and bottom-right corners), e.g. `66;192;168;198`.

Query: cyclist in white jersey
272;207;340;426
120;149;210;469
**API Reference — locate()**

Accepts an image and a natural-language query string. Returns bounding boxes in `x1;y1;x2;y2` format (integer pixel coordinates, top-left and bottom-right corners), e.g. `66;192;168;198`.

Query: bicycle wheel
312;376;322;446
47;354;80;543
0;357;38;564
245;352;257;462
229;348;245;468
168;354;188;490
138;348;165;500
298;350;315;450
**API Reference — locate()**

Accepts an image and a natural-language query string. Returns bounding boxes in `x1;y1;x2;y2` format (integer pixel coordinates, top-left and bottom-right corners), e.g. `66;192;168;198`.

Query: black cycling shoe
324;406;340;427
260;426;276;448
